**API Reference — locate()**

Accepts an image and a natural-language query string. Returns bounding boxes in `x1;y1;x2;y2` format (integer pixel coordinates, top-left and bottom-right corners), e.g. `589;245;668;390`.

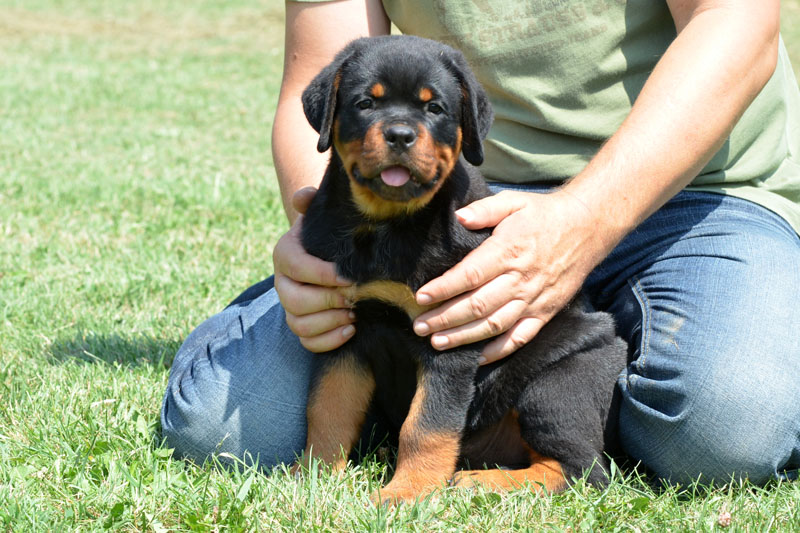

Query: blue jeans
161;189;800;484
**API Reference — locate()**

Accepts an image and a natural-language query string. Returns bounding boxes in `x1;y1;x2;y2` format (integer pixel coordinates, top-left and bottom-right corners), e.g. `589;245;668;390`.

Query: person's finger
274;273;352;315
285;308;356;338
426;299;528;351
298;323;356;353
454;190;527;230
415;237;511;305
273;223;351;287
292;186;318;215
479;317;546;364
413;272;518;335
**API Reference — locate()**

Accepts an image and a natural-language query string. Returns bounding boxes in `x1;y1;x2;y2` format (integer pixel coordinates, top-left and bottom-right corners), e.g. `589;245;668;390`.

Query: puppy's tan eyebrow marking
370;83;385;98
419;87;433;102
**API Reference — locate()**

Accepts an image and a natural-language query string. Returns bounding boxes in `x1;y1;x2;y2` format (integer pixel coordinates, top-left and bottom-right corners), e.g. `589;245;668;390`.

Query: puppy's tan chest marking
350;280;435;320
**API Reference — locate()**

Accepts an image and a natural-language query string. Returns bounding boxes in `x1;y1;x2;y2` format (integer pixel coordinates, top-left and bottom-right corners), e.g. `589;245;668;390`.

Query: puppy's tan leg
294;353;375;473
371;371;463;506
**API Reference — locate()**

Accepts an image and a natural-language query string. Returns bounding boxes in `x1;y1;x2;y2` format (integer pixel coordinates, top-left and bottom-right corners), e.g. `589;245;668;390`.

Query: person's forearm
272;0;390;224
563;3;779;255
272;95;331;224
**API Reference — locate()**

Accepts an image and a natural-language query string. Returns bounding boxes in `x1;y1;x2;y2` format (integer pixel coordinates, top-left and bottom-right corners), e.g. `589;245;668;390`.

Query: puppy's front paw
370;478;441;507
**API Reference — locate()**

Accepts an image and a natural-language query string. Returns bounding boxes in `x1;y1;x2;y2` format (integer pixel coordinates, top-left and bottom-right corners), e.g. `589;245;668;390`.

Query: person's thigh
585;192;800;484
161;282;315;468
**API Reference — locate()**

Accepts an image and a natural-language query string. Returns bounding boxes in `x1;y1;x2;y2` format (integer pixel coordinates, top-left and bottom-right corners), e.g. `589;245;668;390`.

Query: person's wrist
550;185;623;265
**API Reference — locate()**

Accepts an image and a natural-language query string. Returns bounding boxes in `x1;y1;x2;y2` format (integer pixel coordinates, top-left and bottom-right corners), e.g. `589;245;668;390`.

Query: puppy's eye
426;103;444;115
356;99;373;110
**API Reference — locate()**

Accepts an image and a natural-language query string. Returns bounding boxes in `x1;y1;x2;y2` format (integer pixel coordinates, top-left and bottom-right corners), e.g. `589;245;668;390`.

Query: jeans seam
627;276;651;382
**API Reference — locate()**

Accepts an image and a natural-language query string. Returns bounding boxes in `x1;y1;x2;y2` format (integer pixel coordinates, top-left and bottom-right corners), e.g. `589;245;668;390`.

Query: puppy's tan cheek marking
434;126;462;180
334;120;387;180
354;122;389;183
333;120;363;179
361;123;386;168
411;125;438;184
370;83;385;98
419;87;433;103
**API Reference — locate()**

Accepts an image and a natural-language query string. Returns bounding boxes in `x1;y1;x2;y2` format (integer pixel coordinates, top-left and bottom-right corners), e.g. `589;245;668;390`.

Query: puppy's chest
337;221;453;289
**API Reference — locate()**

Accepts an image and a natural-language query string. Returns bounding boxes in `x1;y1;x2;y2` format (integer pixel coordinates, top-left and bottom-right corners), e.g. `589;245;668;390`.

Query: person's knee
160;293;314;468
607;202;800;484
161;352;309;467
619;372;798;485
160;354;246;464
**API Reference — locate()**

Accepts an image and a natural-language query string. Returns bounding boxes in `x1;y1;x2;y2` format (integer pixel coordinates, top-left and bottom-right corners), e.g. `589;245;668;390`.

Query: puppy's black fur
297;35;627;503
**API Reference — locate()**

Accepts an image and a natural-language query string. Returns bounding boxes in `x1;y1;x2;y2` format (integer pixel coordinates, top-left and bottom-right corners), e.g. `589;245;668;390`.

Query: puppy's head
302;36;493;219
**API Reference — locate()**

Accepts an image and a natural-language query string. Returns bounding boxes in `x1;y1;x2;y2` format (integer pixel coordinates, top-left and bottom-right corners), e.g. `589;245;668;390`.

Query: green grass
2;1;800;530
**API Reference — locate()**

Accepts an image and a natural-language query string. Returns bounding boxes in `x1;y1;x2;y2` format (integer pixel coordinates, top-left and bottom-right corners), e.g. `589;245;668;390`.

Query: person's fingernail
432;335;449;349
477;356;487;365
417;293;432;305
336;275;350;285
342;325;355;338
348;311;356;320
455;208;474;224
414;322;430;336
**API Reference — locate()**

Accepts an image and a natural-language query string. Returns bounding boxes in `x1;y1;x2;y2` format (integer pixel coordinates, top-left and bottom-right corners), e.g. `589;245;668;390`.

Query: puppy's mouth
351;165;439;202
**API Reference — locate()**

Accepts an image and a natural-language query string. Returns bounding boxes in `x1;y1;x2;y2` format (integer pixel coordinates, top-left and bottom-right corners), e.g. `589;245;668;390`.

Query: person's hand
273;187;356;352
412;189;610;364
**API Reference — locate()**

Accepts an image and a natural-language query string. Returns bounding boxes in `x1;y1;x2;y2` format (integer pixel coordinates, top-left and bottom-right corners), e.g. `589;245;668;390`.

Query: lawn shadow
48;331;181;369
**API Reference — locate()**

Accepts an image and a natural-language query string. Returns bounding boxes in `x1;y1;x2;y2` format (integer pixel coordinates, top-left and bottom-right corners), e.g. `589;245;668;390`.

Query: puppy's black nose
383;124;416;151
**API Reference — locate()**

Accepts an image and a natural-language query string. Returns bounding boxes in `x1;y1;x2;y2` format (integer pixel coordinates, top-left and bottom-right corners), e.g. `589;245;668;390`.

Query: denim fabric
161;189;800;484
584;191;800;484
160;280;314;466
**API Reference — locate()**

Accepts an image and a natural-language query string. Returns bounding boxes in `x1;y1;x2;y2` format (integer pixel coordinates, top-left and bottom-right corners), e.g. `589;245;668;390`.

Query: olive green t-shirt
296;0;800;233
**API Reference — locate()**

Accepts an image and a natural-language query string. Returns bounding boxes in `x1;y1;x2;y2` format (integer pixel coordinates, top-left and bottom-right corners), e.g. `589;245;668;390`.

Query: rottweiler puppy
295;35;628;505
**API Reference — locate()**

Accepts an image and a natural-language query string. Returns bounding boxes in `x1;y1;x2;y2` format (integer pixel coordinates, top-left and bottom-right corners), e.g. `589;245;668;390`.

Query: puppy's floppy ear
443;49;494;166
302;39;367;153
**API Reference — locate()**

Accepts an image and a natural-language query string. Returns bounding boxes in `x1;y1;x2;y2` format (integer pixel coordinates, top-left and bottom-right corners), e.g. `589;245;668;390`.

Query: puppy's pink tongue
380;166;411;187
